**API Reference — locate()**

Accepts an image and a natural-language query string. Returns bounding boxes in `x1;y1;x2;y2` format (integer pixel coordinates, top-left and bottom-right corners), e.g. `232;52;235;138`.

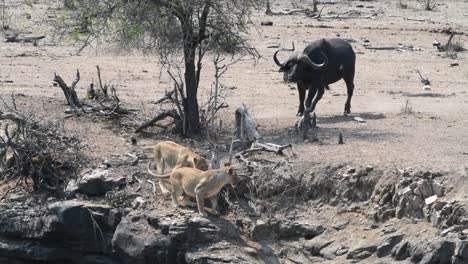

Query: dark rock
303;238;334;255
413;179;433;198
78;169;126;195
112;213;223;264
250;220;271;241
408;240;427;262
391;240;409;261
376;234;403;257
454;240;468;259
46;201;117;253
319;243;342;260
418;240;455;264
346;244;377;260
273;220;324;240
453;256;466;264
0;199;121;263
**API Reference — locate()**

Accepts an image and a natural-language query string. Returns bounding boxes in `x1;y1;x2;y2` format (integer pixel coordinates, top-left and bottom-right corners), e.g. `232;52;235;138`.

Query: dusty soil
1;0;468;263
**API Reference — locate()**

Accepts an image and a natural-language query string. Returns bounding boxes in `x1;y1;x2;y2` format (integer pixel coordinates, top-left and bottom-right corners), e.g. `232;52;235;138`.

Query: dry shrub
417;0;437;10
0;99;84;196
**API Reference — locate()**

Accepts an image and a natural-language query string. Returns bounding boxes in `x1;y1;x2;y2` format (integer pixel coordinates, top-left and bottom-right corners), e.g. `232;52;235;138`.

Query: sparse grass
449;40;465;52
443;38;465;59
417;0;437;10
400;99;414;115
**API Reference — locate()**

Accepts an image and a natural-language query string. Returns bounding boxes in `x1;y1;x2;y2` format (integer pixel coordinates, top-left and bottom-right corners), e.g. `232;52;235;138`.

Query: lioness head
194;156;209;171
227;167;241;186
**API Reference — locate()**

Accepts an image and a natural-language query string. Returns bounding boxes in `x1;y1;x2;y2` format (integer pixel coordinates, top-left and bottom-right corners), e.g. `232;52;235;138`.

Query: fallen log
5;34;45;43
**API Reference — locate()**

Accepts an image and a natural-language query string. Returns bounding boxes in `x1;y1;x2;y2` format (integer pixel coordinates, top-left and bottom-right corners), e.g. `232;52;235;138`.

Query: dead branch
96;65;108;97
138;69;186;134
306;6;326;18
150;90;176;105
234;152;257;169
147;179;156;196
167;70;186;134
0;111;25;124
237;142;293;157
0;104;84;195
4;34;45;43
53;70;133;116
0;177;22;201
126;153;139;166
227;138;241;166
416;69;431;85
135;110;181;133
206;128;221;169
53;71;81;110
131;174;142;192
364;46;401;50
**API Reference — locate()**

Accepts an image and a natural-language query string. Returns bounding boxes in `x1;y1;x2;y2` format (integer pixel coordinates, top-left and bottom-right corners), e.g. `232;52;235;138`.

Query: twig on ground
132;174;142;192
147;179;156;196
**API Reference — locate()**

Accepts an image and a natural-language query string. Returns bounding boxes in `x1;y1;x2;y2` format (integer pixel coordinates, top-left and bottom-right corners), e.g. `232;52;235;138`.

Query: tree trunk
184;45;201;136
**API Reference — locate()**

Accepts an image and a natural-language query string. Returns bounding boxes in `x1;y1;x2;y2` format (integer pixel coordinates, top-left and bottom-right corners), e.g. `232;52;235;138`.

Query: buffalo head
274;49;328;82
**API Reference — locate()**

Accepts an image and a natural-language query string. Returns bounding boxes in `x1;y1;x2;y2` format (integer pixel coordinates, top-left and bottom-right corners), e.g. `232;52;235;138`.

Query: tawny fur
147;141;209;194
169;166;240;216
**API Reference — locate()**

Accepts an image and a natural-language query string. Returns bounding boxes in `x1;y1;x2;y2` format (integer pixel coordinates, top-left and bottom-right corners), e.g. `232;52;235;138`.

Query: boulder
112;213;224;264
319;242;342;260
303;238;334;255
418;240;455;264
0;199;122;263
78;169;126;195
413;179;433;198
346;243;377;260
250;219;271;241
391;240;409;261
376;234;404;257
272;220;325;240
454;240;468;259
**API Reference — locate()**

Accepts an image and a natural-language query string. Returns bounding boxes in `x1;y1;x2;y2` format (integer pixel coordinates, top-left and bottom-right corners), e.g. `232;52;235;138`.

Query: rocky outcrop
0;197;262;264
0;198;121;263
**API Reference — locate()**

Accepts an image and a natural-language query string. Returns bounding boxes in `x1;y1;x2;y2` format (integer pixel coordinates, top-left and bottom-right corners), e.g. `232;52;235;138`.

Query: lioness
169;166;240;216
147;141;209;194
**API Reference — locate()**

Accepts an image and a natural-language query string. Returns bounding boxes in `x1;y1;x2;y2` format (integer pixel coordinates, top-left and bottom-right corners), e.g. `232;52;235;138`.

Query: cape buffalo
274;38;356;116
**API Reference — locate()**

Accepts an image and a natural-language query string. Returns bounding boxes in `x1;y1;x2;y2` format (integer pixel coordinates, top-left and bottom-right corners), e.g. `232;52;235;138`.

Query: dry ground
1;0;467;172
1;1;468;262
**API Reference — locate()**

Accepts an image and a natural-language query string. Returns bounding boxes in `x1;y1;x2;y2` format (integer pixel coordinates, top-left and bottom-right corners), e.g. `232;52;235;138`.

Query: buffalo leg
308;86;325;113
344;68;355;115
297;82;306;116
305;84;321;113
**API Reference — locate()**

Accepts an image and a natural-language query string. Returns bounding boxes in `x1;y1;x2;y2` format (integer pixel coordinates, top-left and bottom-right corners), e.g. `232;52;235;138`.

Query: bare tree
57;0;262;137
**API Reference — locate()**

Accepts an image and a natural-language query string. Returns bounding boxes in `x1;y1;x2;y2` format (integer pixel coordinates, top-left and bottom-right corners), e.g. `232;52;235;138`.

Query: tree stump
233;104;260;150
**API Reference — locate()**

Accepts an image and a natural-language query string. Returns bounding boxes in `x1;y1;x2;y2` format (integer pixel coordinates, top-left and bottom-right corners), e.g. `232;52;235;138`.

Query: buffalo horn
300;52;328;70
273;49;284;67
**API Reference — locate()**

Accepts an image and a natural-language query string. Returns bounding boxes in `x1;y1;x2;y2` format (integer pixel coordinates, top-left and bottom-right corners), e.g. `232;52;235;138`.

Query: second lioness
148;141;209;194
169;166;240;216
